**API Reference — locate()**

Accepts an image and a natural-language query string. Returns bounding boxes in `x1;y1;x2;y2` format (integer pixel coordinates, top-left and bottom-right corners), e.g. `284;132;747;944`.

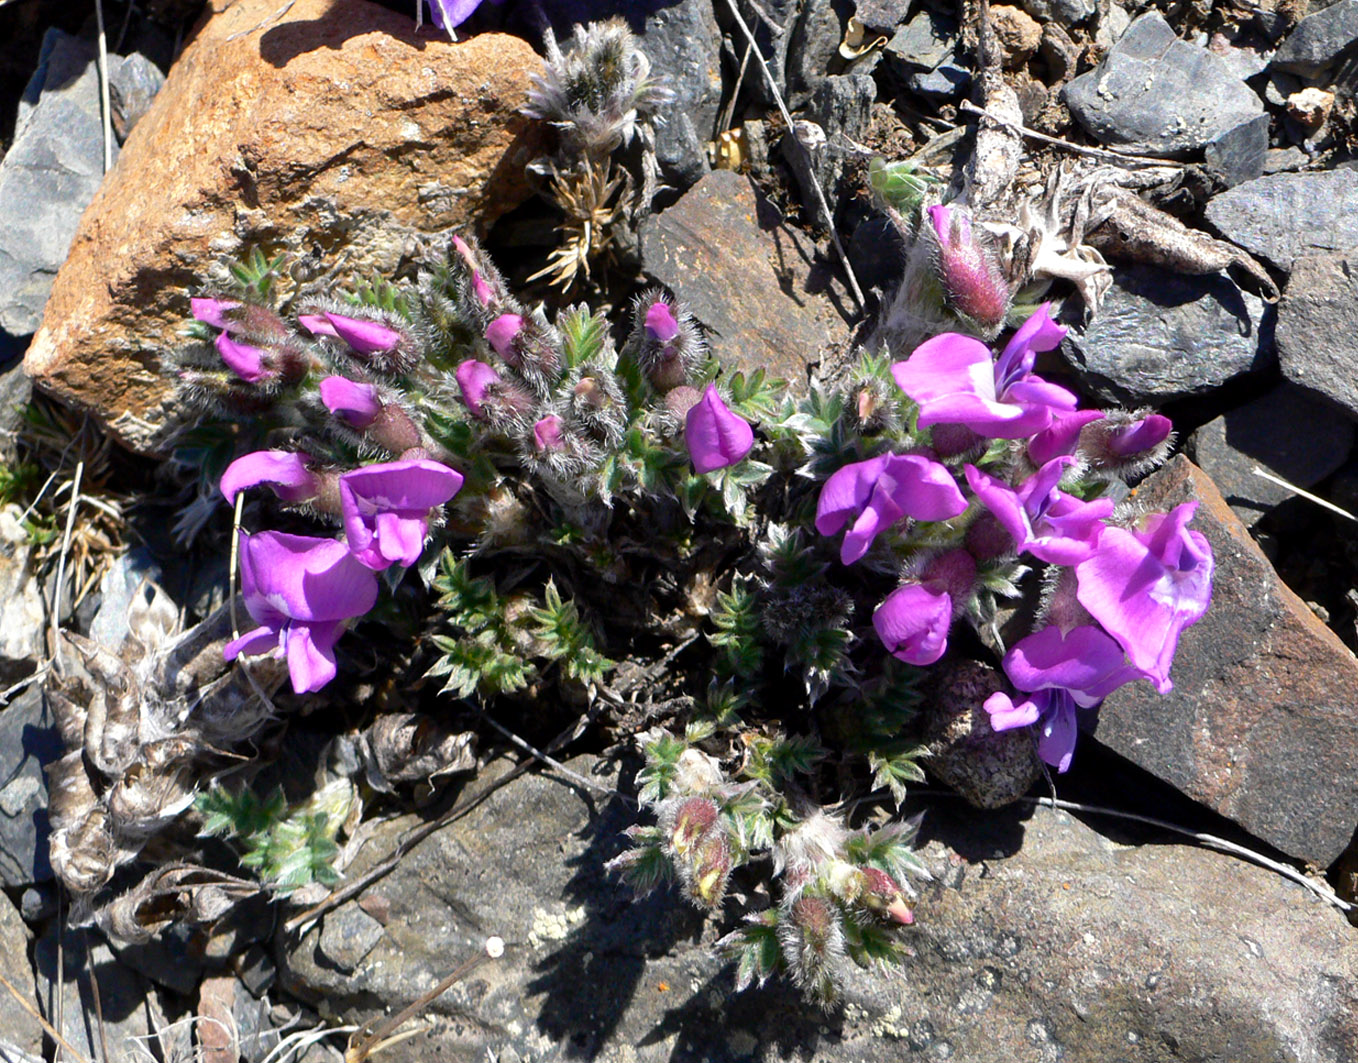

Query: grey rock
318;904;386;971
0;30;119;337
1064;13;1264;156
884;9;957;71
1059;265;1272;406
278;752;1358;1062
0;686;60;887
1094;457;1358;866
740;0;799;107
108;52;165;142
89;548;166;651
198;973;286;1063
640;170;853;390
35;927;190;1062
1275;252;1358;419
1017;0;1097;25
640;0;723;190
1263;145;1310;173
1272;0;1358;75
1211;40;1271;81
0;892;41;1060
1187;382;1354;526
783;74;875;226
787;0;847;107
0;358;32;464
1204;112;1270;188
0;508;45;683
908;54;970;99
853;0;912;31
1204;168;1358;270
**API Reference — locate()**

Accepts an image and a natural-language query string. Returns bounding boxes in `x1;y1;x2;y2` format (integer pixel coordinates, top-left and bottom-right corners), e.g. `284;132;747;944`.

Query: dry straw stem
957;101;1185;169
0;967;92;1063
345;950;493;1063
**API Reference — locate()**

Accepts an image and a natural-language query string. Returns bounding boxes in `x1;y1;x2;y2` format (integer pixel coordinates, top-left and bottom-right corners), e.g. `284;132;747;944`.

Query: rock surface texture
1275;252;1358;420
23;0;543;454
1092;457;1358;866
278;753;1358;1063
1204;167;1358;271
1064;13;1263;156
639;169;852;388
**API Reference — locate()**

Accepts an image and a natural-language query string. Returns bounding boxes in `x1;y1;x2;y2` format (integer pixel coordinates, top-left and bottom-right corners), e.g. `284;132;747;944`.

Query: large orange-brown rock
24;0;543;453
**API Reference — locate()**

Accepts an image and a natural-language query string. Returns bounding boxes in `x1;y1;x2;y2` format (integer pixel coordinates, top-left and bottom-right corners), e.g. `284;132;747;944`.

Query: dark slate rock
1204;112;1270;188
738;0;799;107
1204;168;1358;271
787;0;848;107
1275;252;1358;420
782;74;875;226
1093;456;1358;866
0;30;118;337
639;0;723;190
1016;0;1097;25
1272;0;1358;75
277;753;1358;1063
0;687;60;886
852;0;911;31
1064;13;1264;156
0;893;41;1060
1187;383;1354;527
847;213;905;294
1059;265;1271;406
884;8;956;71
108;52;165;142
0;357;32;464
908;54;970;99
640;170;853;389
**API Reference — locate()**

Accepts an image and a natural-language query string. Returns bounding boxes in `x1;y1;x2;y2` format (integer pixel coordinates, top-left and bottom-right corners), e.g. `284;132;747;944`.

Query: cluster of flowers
187;239;759;696
816;295;1214;773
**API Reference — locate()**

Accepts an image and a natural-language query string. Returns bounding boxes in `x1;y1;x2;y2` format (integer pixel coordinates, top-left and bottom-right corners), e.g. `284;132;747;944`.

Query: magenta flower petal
192;297;241;330
1074;503;1213;692
686;384;755;474
427;0;483;30
319;376;382;429
645;302;679;343
1035;695;1079;773
223;626;281;663
964;464;1031;549
324;312;401;356
891;334;994;406
283;621;345;694
220;450;317;505
456;360;500;417
965;459;1112;566
533;414;566;453
816;453;966;565
983;690;1041;731
215;333;271;383
1002;624;1142;707
486;313;524;360
995;303;1066;383
917;393;1053;439
1028;410;1105;465
1003;377;1079;412
299;313;340;338
1110;413;1173;457
873;583;952;666
339;459;464;570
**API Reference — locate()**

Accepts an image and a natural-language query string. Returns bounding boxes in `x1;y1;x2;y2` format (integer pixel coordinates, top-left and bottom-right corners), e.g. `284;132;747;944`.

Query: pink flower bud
644;301;680;343
319;376;382;429
685;384;754;474
456;360;500;418
324;312;402;356
299;313;340;338
927;203;1011;334
486;313;525;362
533;414;566;453
191;297;241;329
215;333;274;384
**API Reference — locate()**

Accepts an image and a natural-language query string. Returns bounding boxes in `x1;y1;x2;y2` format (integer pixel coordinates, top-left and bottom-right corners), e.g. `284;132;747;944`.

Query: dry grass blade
0;968;92;1063
344;950;493;1063
51;460;83;674
957;101;1184;169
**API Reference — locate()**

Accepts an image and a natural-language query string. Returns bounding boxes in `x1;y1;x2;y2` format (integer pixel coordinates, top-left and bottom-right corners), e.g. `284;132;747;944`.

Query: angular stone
782;74;875;226
1188;383;1354;526
0;892;40;1060
1059;265;1272;406
1064;13;1264;156
1091;457;1358;866
638;0;722;189
0;507;46;683
1275;252;1358;420
0;31;117;338
1204;168;1358;271
0;686;60;887
1203;113;1269;189
23;0;543;455
884;9;957;71
639;170;853;389
107;52;165;142
1272;0;1358;75
787;0;846;107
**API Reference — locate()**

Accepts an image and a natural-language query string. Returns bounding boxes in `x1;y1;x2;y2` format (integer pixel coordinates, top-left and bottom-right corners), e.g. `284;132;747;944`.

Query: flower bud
452;235;496;307
645;301;679;343
533;414;566;454
926;203;1012;335
191;297;241;329
685;384;755;474
853;866;914;925
873;581;953;666
319;376;382;429
456;360;500;418
1076;409;1175;480
215;333;274;384
668;797;719;857
324;312;402;356
690;831;733;908
486;314;524;361
626;292;704;393
220;450;320;505
569;371;627;448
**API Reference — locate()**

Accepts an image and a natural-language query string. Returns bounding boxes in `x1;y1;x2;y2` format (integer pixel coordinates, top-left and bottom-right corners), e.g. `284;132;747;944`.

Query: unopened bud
319;376;382;429
533;414;566;454
669;797;719;857
690;831;733;908
927;204;1012;335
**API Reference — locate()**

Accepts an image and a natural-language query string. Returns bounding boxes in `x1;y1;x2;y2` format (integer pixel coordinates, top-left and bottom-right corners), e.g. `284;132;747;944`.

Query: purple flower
456;360;501;418
339;459;464;570
486;313;524;361
298;313;339;339
220;450;319;505
533;414;566;453
1027;409;1105;466
874;581;949;666
1107;413;1173;458
427;0;493;31
645;301;679;343
890;304;1077;439
192;297;241;329
215;333;273;384
1074;502;1213;693
927;204;1011;333
223;530;380;694
815;453;967;565
964;457;1114;566
452;236;495;306
984;624;1144;772
319;376;382;429
685;384;755;474
323;312;402;356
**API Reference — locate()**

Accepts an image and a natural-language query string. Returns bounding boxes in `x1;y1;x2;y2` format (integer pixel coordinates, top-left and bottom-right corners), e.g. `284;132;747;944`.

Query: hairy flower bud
926;203;1011;335
667;796;719;858
625;291;704;393
319;376;382;429
533;414;566;454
